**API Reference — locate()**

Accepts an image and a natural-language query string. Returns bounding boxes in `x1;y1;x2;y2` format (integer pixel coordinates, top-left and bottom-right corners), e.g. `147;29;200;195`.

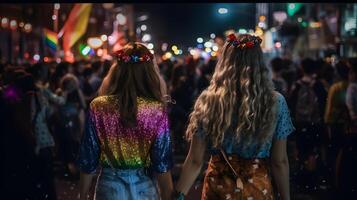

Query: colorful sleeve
274;93;295;140
150;110;173;173
76;109;100;174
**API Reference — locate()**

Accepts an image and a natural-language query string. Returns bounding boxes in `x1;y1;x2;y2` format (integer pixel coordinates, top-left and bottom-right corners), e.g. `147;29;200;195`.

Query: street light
147;43;154;49
140;24;147;31
218;8;228;14
197;37;203;43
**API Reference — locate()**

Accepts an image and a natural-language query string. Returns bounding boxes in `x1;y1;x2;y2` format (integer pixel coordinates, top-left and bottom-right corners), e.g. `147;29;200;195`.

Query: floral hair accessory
227;33;262;49
113;49;154;63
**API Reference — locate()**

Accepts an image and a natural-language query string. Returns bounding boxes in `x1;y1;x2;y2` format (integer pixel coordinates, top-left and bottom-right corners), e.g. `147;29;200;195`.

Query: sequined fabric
202;154;273;200
77;95;173;174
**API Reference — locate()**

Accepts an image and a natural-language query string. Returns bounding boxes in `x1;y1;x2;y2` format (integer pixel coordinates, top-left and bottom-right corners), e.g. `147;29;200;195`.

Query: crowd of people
0;49;356;199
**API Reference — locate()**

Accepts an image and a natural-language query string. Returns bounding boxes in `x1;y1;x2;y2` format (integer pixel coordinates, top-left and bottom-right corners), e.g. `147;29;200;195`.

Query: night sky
134;3;256;48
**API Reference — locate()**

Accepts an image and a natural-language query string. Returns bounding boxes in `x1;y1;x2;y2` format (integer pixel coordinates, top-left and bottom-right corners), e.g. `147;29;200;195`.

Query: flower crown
227;33;262;49
113;49;154;63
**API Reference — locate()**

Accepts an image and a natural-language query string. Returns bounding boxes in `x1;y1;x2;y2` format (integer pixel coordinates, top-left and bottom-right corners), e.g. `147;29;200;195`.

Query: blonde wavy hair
186;34;277;147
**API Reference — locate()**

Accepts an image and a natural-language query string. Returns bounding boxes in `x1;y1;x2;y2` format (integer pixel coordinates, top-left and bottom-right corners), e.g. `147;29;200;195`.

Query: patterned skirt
94;168;159;200
202;154;274;200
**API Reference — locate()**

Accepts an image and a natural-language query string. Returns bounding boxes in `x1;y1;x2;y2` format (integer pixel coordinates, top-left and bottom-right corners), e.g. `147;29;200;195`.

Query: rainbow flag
43;28;58;51
59;3;92;56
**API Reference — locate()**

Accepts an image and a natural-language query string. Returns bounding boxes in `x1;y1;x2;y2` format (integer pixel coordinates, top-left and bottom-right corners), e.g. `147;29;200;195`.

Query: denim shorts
94;168;159;200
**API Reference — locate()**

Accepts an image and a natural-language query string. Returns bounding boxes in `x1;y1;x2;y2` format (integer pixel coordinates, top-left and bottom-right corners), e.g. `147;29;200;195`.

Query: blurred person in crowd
281;58;299;94
324;60;350;151
27;63;67;199
289;58;328;191
346;58;357;131
159;59;174;83
335;58;357;198
324;60;350;190
89;61;103;93
50;62;71;92
0;70;39;199
0;63;4;87
196;58;216;95
271;57;288;97
174;34;294;200
100;59;112;79
316;60;335;92
77;43;173;200
73;60;86;90
55;74;86;178
81;66;96;107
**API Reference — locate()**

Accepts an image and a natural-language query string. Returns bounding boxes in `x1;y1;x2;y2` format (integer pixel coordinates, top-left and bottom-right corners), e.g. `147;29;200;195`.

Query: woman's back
89;95;170;170
217;92;294;158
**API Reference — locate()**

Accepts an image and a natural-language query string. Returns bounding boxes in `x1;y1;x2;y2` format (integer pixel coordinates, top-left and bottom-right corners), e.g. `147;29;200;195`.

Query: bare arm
156;171;174;200
271;139;290;200
79;172;94;200
175;134;206;195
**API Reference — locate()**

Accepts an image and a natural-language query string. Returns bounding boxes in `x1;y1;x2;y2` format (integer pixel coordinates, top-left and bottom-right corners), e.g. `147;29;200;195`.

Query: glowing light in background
142;34;151;42
97;49;103;57
138;15;148;22
140;24;147;31
218;8;228;14
259;15;266;21
189;49;196;56
275;42;282;48
147;43;154;49
238;29;247;34
33;54;40;61
210;33;216;39
54;3;60;10
196;37;203;43
204;41;213;48
212;45;219;51
163;52;172;60
116;13;127;25
10;20;17;30
24;23;32;32
81;46;91;56
87;37;103;49
1;18;9;28
100;34;107;41
171;45;178;51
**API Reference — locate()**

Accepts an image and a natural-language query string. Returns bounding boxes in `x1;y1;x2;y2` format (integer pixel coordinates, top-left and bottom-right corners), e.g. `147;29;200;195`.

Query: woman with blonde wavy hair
173;34;295;200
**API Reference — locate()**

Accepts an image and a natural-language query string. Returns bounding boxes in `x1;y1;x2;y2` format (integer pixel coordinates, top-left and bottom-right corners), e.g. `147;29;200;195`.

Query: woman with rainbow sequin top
173;34;295;200
77;43;173;200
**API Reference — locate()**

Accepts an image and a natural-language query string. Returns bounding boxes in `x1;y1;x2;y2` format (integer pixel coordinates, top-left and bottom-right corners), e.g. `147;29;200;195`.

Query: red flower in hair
246;41;254;48
115;50;124;57
142;54;152;61
228;33;237;42
122;55;131;62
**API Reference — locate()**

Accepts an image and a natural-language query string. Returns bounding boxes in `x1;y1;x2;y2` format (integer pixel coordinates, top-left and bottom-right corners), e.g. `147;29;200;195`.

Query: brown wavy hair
98;42;167;127
186;34;277;147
